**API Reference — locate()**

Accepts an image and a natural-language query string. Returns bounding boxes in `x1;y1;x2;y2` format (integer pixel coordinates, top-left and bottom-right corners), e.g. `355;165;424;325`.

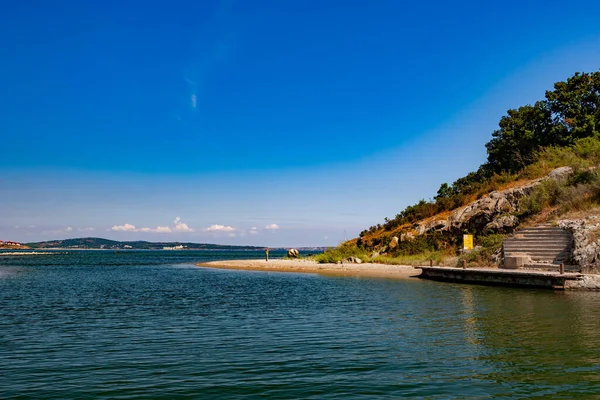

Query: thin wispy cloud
181;1;237;116
138;226;172;233
42;226;75;236
246;217;306;222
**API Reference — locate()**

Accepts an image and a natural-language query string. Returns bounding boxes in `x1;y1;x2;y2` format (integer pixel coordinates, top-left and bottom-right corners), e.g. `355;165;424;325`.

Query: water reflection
459;286;482;347
463;286;600;395
2;253;600;398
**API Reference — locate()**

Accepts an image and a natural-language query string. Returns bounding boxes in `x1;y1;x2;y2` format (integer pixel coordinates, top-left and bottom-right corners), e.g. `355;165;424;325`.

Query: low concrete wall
419;266;582;290
503;255;531;269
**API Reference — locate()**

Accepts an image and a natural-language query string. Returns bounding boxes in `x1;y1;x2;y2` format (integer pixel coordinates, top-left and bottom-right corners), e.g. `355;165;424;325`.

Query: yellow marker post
463;234;473;251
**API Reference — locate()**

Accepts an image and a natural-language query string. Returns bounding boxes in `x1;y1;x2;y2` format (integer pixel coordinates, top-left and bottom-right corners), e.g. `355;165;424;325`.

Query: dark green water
2;250;600;399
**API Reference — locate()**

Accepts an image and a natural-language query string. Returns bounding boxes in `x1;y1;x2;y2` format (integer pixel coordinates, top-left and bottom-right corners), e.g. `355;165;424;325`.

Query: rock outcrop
559;218;600;274
344;256;363;264
414;167;572;236
287;248;300;258
483;215;520;234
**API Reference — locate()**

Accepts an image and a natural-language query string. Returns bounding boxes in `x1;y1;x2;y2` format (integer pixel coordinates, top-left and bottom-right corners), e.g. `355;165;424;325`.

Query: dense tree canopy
485;71;600;174
484;102;553;173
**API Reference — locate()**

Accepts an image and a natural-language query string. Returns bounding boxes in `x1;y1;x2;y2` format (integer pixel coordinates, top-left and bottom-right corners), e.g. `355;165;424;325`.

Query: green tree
484;101;553;173
546;71;600;144
435;182;455;199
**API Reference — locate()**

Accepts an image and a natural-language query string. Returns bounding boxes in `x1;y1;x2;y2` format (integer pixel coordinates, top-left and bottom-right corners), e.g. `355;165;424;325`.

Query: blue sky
1;0;600;246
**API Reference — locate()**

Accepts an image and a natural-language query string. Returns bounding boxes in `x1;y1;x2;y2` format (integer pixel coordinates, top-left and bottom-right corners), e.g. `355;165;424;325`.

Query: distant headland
17;237;263;251
1;237;325;252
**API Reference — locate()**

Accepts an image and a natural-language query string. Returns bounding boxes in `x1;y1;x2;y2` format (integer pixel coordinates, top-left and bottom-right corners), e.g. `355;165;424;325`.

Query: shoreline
196;259;422;279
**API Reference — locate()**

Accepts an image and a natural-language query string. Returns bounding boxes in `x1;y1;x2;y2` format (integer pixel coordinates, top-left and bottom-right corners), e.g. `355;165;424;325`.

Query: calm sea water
2;250;600;399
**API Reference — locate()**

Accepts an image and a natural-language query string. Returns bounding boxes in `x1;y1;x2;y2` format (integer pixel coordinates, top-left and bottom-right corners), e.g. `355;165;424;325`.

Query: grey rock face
559;218;600;274
547;166;573;181
565;274;600;290
483;215;520;234
416;219;448;235
287;248;300;258
413;167;569;236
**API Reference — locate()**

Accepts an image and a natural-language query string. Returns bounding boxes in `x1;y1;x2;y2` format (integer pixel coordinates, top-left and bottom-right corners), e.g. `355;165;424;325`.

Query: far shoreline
196;259;422;279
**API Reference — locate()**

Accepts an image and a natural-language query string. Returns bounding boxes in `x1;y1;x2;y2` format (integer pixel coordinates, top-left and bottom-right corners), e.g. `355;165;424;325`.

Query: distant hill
26;237;265;250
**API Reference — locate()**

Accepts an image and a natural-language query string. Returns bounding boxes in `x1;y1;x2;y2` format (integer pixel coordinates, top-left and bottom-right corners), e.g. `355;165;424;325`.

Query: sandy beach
197;259;422;279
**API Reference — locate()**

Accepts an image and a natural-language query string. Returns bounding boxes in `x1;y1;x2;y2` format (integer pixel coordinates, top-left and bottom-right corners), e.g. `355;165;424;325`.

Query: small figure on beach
265;248;269;261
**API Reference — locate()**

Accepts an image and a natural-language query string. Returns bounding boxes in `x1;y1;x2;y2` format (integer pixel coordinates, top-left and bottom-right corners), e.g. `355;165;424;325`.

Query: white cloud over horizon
111;223;137;232
174;217;194;232
203;224;236;232
111;217;195;234
265;224;279;230
111;224;173;233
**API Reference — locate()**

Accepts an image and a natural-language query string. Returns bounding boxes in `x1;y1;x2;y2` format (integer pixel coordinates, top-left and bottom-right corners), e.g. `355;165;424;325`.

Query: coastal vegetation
318;70;600;265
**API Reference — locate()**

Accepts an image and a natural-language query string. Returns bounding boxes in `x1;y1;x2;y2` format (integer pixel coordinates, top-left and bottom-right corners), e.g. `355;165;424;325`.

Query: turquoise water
2;250;600;398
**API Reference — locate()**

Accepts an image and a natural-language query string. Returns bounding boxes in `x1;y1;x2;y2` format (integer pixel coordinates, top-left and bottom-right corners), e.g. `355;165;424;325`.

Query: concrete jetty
418;266;588;290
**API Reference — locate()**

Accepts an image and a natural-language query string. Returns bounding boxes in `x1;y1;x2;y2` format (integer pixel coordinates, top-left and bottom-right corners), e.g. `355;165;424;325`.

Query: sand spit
197;259;421;279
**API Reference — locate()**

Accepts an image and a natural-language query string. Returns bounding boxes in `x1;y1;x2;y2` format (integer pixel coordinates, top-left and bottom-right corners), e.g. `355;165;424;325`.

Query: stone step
504;254;570;260
505;253;570;260
504;251;571;256
504;239;571;243
508;233;572;238
505;237;570;242
502;224;575;270
508;230;570;234
504;237;571;241
504;246;571;252
504;248;571;254
517;226;569;232
526;260;571;265
511;231;571;237
512;258;571;264
517;226;569;233
525;263;580;272
503;242;571;247
514;227;569;231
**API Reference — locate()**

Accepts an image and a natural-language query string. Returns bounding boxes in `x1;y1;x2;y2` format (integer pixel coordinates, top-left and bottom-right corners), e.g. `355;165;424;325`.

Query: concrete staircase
502;224;578;271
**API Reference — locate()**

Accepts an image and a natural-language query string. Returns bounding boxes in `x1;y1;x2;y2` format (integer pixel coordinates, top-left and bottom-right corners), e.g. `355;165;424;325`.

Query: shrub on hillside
459;234;506;267
314;244;369;264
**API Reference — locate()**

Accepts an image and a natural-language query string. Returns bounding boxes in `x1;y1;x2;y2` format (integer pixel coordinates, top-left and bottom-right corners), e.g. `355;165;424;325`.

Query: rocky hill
317;70;600;267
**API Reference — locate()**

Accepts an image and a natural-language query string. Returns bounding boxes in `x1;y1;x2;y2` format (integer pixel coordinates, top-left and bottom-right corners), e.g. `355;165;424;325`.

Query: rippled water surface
2;250;600;398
